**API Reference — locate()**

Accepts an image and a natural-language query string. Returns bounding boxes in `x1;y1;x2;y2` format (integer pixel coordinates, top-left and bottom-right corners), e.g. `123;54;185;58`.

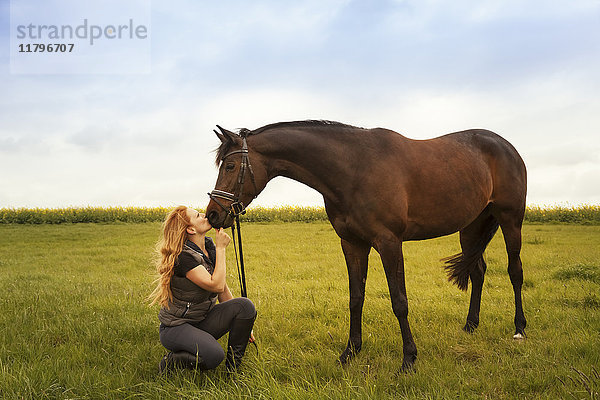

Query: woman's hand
214;228;231;249
186;228;230;293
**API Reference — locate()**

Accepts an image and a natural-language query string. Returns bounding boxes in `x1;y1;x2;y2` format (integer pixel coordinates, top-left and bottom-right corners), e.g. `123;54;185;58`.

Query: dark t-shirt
173;238;216;277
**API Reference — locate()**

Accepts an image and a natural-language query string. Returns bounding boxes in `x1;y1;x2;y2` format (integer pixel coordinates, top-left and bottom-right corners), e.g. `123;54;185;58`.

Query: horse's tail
442;220;500;291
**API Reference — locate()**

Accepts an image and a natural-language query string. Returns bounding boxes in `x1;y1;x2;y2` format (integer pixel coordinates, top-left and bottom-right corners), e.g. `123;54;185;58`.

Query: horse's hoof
338;344;360;366
338;354;349;366
463;320;478;333
338;350;353;366
401;356;417;373
513;327;526;340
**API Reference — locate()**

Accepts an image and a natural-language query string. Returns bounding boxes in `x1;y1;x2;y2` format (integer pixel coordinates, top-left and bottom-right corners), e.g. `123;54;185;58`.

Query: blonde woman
150;206;256;373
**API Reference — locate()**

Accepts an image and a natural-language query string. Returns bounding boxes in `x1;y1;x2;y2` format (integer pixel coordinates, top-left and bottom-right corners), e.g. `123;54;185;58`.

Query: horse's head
206;125;264;228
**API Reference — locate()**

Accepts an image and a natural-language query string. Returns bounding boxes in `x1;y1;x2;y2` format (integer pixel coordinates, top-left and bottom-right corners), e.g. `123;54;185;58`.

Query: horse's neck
255;128;356;204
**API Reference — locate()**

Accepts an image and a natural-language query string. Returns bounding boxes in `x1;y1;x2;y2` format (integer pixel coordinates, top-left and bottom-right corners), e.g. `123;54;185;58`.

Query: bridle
208;137;258;218
207;135;257;302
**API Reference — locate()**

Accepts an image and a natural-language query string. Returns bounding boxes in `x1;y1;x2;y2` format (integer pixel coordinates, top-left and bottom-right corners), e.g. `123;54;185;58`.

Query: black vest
158;240;218;326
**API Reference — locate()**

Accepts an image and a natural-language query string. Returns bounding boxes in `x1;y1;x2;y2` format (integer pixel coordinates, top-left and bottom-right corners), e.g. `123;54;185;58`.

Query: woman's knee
234;297;256;319
197;343;225;369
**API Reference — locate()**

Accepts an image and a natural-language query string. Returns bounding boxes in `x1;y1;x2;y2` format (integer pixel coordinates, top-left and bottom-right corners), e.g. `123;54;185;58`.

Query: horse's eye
225;163;235;172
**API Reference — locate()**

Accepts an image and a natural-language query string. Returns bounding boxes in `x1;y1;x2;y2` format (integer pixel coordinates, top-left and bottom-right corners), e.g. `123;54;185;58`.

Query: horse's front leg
376;236;417;371
338;238;370;365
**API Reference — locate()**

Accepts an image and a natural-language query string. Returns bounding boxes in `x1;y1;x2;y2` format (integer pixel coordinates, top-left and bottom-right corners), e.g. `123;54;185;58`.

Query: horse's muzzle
207;209;223;228
206;204;234;229
206;210;217;226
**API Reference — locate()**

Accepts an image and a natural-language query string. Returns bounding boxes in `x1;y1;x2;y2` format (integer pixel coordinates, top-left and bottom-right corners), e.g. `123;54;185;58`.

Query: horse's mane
243;120;358;136
215;120;360;164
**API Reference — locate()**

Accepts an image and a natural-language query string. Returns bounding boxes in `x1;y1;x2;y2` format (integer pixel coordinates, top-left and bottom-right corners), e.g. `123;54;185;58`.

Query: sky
1;0;599;209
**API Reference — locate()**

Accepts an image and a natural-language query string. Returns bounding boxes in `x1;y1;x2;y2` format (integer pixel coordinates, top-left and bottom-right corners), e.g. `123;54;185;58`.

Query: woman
150;206;256;373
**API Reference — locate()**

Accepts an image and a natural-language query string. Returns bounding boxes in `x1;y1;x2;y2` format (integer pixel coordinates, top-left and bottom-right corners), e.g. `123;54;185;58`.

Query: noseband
208;137;257;217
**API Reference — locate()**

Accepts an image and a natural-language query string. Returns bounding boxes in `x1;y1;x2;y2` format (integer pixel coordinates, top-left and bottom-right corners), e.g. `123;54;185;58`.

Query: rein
208;136;257;299
230;213;247;298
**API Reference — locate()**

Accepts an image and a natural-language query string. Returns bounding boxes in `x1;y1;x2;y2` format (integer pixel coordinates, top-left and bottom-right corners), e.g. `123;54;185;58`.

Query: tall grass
0;206;173;224
0;222;598;399
0;206;328;224
525;204;600;224
1;204;599;224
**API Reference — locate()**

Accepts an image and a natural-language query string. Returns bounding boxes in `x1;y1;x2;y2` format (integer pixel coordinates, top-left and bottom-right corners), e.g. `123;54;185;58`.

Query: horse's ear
213;129;226;143
216;125;238;143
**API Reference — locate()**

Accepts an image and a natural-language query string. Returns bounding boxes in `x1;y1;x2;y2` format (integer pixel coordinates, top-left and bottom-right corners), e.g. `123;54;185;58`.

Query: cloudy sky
1;0;599;209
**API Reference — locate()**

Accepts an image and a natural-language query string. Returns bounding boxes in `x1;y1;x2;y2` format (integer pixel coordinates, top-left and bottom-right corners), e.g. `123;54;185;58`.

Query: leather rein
207;137;257;299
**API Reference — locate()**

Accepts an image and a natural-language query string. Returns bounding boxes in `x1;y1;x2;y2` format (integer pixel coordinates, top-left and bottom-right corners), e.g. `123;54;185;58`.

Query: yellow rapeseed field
0;204;598;224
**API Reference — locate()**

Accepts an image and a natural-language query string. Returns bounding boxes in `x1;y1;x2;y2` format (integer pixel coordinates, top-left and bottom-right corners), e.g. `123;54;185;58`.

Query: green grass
0;223;599;399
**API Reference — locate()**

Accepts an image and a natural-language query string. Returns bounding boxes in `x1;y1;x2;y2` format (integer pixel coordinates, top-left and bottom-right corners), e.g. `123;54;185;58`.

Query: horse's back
443;129;523;163
409;128;526;191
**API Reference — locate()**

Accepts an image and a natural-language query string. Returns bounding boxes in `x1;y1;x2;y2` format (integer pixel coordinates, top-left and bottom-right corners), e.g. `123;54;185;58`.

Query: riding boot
225;314;256;372
159;351;206;373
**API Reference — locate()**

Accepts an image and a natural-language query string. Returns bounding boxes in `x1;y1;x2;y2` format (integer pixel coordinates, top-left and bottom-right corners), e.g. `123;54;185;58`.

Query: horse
206;120;527;370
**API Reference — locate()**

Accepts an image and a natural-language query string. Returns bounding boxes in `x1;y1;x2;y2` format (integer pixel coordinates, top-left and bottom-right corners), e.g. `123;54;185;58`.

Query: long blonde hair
149;205;190;308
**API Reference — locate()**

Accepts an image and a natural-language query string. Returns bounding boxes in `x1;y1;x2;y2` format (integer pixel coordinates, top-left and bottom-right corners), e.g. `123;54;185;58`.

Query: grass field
0;222;599;399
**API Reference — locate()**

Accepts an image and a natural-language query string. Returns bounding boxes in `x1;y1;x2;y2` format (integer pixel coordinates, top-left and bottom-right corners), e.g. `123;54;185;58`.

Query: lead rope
230;215;258;353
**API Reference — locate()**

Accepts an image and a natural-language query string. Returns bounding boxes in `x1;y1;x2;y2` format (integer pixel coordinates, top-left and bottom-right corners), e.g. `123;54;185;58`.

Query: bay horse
206;120;527;370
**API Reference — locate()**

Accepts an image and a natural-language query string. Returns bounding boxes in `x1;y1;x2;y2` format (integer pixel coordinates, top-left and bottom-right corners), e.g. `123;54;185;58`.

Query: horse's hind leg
460;212;498;333
339;238;371;365
464;255;486;332
446;208;499;333
493;208;527;338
